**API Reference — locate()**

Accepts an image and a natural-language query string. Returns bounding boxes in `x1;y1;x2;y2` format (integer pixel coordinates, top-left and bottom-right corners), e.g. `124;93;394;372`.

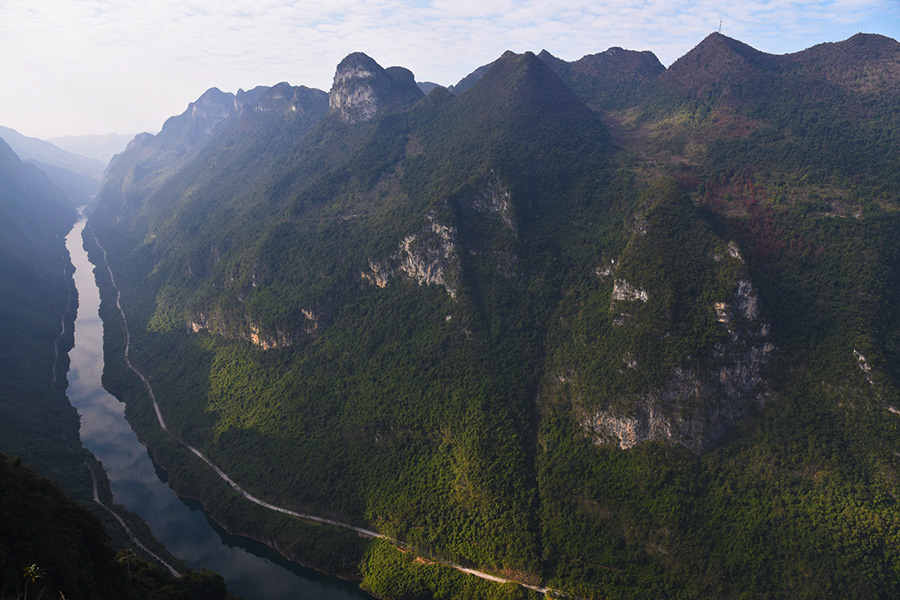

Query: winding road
53;233;180;578
86;462;181;577
90;228;557;597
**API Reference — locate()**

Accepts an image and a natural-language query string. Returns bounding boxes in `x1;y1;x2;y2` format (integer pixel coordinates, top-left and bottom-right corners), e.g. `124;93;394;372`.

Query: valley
4;30;900;600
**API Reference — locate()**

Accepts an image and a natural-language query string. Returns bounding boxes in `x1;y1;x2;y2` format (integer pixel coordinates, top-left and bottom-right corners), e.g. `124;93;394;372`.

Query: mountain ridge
84;33;900;600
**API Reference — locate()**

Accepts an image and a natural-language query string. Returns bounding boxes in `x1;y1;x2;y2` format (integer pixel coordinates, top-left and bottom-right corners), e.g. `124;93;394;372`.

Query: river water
64;217;373;600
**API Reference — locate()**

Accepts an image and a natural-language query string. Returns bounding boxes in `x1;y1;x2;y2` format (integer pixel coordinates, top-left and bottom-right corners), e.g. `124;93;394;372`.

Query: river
64;216;373;600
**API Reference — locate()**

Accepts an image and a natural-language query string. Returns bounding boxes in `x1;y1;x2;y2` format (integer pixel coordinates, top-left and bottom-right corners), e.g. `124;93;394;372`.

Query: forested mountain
0;139;233;598
0;136;81;484
89;33;900;599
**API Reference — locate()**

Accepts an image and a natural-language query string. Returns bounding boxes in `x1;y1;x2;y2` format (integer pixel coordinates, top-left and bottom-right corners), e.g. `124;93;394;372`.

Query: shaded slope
0;453;234;600
0;137;79;486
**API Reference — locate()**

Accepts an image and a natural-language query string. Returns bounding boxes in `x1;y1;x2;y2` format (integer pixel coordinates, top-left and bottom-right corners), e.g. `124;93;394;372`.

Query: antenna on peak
718;18;723;33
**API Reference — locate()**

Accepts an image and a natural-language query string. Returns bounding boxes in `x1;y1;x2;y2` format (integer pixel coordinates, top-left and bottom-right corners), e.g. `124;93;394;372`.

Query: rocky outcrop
611;279;649;303
329;53;424;124
250;83;328;115
362;213;459;298
461;175;519;277
582;274;774;453
469;175;517;232
188;308;319;350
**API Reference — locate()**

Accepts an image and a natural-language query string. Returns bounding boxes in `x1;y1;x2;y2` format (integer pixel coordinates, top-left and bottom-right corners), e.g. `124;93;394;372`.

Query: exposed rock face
362;174;522;295
583;275;774;453
462;175;519;277
611;279;649;303
160;87;245;148
188;308;319;350
470;175;517;232
363;212;459;298
329;52;424;123
251;82;328;115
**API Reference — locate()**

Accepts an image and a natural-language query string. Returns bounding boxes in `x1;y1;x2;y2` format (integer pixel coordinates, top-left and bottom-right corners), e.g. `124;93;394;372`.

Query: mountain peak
461;49;593;123
661;32;777;93
538;45;664;109
329;53;424;123
785;32;900;94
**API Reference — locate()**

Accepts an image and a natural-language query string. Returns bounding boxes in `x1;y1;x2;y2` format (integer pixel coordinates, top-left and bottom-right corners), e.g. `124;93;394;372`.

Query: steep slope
99;84;278;214
657;31;779;96
447;61;494;95
538;46;664;109
0;138;195;582
0;453;233;600
545;178;773;453
532;32;900;599
624;33;900;196
329;52;424;123
88;35;900;600
0;138;80;485
90;49;624;587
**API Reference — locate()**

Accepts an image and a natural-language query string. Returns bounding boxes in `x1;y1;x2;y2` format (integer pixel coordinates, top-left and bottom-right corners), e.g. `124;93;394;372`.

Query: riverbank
83;221;565;600
77;219;374;599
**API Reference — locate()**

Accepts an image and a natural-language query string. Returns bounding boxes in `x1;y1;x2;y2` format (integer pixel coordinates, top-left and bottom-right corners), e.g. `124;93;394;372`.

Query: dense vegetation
0;453;234;600
89;33;900;598
0;138;235;596
0;138;79;488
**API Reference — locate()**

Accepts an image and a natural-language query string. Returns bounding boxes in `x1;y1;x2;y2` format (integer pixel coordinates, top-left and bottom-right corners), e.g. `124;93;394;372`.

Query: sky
1;0;898;140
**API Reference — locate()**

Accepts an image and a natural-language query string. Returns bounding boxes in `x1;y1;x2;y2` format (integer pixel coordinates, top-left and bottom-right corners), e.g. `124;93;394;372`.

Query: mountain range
0;125;109;205
12;31;900;599
48;132;135;165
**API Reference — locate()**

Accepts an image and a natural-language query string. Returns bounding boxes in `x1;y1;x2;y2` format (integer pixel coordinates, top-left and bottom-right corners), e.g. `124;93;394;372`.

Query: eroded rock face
329;52;424;124
251;82;328;115
470;175;517;232
362;213;459;298
397;219;459;297
361;174;522;296
185;87;241;137
329;53;387;124
582;275;774;453
188;308;319;350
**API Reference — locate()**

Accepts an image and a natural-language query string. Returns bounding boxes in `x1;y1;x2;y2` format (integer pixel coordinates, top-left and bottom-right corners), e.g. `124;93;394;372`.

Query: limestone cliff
362;212;460;298
187;306;319;350
582;272;774;453
547;180;776;453
328;53;424;124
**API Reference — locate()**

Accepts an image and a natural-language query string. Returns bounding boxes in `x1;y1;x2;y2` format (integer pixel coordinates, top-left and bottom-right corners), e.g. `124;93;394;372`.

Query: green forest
75;32;900;599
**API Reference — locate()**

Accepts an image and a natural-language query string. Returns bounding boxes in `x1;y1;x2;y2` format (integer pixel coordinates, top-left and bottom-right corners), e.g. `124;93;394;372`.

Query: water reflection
65;218;371;600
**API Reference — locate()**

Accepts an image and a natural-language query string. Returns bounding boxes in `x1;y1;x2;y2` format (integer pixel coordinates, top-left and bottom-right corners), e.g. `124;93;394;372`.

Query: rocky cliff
328;53;424;123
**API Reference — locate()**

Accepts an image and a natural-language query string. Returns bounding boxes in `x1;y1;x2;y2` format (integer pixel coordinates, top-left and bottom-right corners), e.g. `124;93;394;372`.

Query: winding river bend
65;216;373;600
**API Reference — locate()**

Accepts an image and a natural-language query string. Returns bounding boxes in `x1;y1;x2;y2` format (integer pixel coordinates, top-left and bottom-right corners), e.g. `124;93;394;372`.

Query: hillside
0;453;234;600
0;136;82;487
0;125;105;204
89;34;900;599
0;138;221;590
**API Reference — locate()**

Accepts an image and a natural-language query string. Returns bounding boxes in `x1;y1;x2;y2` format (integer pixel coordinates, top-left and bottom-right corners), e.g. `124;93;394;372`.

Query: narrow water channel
65;217;373;600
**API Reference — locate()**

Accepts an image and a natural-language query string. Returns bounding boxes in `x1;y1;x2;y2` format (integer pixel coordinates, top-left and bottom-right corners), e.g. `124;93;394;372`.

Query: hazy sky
1;0;898;139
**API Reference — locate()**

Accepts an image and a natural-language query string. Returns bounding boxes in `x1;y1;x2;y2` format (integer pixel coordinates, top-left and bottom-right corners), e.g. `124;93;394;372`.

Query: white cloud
0;0;897;138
